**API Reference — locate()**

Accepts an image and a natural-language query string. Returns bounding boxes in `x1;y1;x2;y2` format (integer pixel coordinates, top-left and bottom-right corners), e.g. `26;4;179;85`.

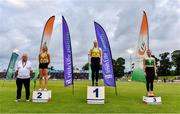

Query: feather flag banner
6;52;18;80
62;16;73;87
94;22;115;87
40;16;55;50
132;11;149;82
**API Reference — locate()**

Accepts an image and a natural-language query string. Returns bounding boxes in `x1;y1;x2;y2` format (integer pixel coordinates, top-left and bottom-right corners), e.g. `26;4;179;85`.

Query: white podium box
32;90;51;102
143;96;162;104
87;86;105;104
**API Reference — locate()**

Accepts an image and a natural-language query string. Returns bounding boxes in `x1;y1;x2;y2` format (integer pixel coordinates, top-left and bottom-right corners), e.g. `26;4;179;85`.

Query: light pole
88;54;91;80
127;48;134;76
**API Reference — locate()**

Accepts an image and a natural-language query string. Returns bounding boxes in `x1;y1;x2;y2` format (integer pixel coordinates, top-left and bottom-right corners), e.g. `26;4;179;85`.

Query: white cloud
5;0;28;8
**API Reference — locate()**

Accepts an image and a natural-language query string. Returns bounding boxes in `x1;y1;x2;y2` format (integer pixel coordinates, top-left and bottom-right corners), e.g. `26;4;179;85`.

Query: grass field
158;76;180;80
0;80;180;113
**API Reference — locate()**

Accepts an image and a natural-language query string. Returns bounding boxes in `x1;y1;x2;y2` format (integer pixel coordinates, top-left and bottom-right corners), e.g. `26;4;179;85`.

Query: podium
87;86;105;104
143;96;162;104
32;90;51;102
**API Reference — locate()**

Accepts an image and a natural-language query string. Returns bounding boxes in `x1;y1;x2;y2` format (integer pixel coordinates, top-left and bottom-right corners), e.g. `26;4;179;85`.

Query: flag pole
114;73;118;96
72;68;75;96
72;83;75;96
114;81;118;96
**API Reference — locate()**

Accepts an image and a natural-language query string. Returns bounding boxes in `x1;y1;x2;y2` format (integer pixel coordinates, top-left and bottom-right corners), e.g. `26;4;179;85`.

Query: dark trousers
16;78;30;100
145;67;155;91
91;57;100;85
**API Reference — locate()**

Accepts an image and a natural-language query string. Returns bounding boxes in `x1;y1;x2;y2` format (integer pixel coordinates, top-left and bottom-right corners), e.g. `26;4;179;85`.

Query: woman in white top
15;54;33;102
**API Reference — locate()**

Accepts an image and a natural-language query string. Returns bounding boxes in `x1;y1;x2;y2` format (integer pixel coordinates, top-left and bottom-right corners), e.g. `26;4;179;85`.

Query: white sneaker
44;88;47;91
26;99;30;102
15;99;21;102
39;88;42;91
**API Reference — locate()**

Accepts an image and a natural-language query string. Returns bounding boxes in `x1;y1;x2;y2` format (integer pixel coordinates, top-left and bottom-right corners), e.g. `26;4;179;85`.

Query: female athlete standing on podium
143;49;156;97
39;43;51;91
89;40;102;86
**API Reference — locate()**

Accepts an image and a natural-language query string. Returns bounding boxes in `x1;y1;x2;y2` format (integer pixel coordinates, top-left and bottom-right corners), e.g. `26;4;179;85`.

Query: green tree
157;52;172;76
151;55;159;68
171;50;180;75
82;57;125;78
82;63;89;70
113;57;125;78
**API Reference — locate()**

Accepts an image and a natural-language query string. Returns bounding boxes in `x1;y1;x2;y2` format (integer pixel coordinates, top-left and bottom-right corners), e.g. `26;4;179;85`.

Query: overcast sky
0;0;179;71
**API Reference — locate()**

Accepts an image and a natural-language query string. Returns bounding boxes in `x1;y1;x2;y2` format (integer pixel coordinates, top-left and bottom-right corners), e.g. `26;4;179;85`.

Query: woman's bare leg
39;69;43;90
44;69;48;90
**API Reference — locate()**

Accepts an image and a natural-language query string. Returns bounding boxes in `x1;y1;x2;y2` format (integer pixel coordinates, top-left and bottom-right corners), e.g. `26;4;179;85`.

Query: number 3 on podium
153;98;156;102
93;88;99;98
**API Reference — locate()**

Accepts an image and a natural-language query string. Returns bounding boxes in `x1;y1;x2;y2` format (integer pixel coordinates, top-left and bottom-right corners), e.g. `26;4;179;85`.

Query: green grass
158;76;180;80
0;80;180;113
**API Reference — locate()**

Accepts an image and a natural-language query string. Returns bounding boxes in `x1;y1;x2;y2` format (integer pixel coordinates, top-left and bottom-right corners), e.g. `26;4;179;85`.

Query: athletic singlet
145;57;155;67
91;48;100;58
39;52;49;63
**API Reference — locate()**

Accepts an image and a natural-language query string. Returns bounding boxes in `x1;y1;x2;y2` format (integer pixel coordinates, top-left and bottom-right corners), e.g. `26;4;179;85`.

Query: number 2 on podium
93;88;99;98
37;92;42;98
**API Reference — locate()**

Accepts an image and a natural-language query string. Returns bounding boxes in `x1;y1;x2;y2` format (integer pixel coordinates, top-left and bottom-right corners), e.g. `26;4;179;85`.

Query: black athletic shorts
91;57;100;70
145;67;155;80
39;63;49;69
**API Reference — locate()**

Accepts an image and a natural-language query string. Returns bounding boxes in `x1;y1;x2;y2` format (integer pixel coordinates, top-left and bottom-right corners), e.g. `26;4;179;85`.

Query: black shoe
92;82;94;86
95;82;98;86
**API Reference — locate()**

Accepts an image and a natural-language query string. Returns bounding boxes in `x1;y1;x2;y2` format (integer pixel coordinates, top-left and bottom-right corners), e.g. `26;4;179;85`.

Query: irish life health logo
138;38;147;56
138;35;147;57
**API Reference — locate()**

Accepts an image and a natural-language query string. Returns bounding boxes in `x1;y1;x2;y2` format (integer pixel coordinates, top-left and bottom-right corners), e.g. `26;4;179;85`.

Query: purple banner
62;16;73;86
94;22;115;87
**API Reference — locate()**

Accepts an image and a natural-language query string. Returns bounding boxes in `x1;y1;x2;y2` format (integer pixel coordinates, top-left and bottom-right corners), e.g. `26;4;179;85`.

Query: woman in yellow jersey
39;44;50;90
89;40;102;86
143;49;156;97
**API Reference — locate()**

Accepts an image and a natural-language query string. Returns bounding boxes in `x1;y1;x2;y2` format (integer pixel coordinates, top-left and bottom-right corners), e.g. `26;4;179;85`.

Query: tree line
82;50;180;78
153;50;180;76
82;57;125;78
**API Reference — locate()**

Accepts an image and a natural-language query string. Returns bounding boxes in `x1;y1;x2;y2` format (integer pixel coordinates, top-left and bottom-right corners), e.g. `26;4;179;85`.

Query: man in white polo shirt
15;53;33;102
